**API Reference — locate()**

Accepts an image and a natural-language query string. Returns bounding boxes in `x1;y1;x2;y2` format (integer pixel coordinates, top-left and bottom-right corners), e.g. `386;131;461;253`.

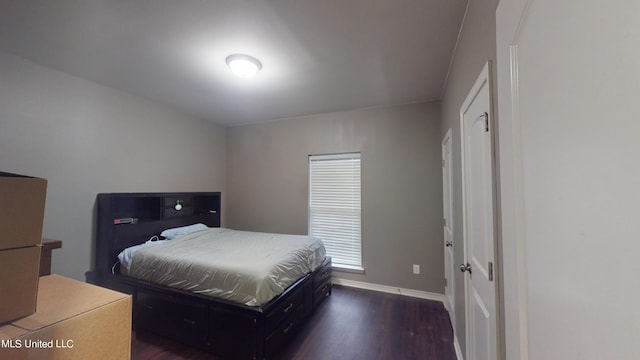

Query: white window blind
309;153;362;269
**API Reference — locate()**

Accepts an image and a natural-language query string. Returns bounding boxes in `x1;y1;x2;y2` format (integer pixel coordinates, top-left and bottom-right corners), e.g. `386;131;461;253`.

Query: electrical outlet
413;264;420;274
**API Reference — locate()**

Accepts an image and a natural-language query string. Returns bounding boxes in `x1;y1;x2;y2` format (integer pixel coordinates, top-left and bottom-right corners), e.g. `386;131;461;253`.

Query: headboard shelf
95;192;221;273
111;196;163;224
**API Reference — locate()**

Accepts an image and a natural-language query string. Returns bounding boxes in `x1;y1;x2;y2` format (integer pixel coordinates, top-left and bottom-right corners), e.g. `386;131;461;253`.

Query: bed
86;192;332;359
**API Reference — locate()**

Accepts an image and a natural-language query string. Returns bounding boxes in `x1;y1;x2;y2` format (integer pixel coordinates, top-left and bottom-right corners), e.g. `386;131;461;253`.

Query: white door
460;62;497;360
496;1;640;359
442;128;455;327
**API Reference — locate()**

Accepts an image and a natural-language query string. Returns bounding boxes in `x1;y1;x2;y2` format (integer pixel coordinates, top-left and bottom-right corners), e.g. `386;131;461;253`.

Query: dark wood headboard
94;192;221;274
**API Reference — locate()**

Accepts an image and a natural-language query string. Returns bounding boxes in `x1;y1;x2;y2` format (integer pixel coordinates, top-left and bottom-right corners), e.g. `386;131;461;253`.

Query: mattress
127;228;326;306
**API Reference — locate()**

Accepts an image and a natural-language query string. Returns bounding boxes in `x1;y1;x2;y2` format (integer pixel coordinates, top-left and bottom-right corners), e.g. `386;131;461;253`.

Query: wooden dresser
40;239;62;276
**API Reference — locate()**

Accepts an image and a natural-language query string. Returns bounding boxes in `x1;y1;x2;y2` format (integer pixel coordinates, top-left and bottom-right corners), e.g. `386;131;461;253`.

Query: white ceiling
0;0;468;126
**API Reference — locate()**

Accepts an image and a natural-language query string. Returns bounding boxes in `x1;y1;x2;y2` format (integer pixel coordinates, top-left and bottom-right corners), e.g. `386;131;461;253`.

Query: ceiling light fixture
225;54;262;79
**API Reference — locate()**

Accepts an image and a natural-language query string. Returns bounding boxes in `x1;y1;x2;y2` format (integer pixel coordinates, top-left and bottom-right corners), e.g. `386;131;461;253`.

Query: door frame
442;127;455;329
496;1;531;358
459;61;500;360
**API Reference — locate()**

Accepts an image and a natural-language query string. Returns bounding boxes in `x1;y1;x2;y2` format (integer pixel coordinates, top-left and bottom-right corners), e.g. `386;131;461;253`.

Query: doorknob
460;262;472;274
445;241;453;247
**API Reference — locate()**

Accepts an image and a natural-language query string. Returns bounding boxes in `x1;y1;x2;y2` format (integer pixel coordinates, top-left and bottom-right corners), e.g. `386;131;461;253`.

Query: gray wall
0;50;444;295
0;52;227;281
439;0;499;356
227;103;443;293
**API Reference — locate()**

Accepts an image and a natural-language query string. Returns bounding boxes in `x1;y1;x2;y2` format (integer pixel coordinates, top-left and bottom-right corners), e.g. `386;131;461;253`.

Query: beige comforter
128;228;326;306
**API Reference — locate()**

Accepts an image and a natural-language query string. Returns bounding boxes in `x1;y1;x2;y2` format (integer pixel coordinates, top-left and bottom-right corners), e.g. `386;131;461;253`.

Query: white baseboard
454;333;464;360
332;278;445;302
442;299;462;359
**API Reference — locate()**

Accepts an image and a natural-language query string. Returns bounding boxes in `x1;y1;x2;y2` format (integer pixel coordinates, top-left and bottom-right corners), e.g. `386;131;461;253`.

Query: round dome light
225;54;262;78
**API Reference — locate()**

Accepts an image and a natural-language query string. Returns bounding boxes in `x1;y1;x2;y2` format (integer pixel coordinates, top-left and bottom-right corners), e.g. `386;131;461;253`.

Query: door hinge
444;277;448;287
483;112;489;132
488;261;494;281
443;218;446;227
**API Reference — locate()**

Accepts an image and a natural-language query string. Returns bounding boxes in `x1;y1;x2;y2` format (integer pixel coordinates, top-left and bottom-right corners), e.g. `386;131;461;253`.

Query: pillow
160;223;208;240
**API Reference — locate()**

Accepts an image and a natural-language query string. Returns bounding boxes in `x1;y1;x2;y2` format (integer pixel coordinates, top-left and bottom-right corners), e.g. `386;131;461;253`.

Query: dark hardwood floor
131;285;457;360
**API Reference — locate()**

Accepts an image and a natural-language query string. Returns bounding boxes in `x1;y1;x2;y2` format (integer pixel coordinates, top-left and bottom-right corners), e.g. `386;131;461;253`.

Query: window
309;153;362;270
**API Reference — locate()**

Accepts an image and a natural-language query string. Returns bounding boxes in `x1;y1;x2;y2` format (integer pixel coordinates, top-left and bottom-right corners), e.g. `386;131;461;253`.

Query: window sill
332;264;365;274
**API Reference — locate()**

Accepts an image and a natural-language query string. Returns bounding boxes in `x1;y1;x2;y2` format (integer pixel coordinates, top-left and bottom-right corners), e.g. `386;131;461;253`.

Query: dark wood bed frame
85;192;332;359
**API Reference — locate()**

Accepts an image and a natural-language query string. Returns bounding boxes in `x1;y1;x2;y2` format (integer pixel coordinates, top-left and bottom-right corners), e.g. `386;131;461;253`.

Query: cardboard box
0;172;48;250
0;275;132;360
0;246;40;323
0;325;27;340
